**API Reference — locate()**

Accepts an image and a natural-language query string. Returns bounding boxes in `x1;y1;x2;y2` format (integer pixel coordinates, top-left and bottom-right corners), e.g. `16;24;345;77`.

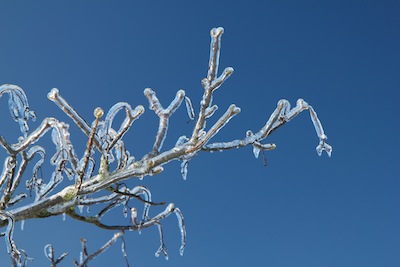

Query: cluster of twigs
0;27;331;266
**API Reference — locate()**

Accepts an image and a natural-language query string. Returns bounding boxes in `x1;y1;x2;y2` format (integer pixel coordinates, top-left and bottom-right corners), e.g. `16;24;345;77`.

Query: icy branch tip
230;104;241;114
316;139;332;157
211;27;224;37
144;88;153;96
47;88;59;101
177;89;185;98
224;67;234;75
297;98;308;109
94;107;104;118
167;203;175;212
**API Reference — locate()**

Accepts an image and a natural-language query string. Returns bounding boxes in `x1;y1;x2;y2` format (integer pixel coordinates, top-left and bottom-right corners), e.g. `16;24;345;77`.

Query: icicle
173;208;186;256
180;160;188;180
253;146;261;159
121;240;128;262
77;205;84;214
62;213;66;221
123;206;128;218
184;96;195;120
20;220;25;231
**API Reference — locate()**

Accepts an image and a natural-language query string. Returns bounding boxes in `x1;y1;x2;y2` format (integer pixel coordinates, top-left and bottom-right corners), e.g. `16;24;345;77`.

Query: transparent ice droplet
180;161;188;180
121;242;127;257
123;206;128;218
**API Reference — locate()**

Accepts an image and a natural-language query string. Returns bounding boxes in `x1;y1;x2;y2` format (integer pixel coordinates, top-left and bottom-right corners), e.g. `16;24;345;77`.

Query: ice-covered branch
202;98;332;157
190;27;234;144
44;244;68;266
73;232;128;267
0;26;331;265
76;107;103;190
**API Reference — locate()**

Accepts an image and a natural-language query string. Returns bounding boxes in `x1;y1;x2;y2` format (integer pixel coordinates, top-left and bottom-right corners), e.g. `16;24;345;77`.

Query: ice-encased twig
0;156;16;189
44;244;68;265
309;106;332;156
0;211;22;264
23;147;45;195
154;222;168;260
48;88;102;151
173;207;186;256
202;98;332;157
190;27;233;144
188;104;240;153
76;107;103;190
0;156;17;210
101;102;144;154
0;84;36;137
73;232;126;267
207;27;224;82
144;88;185;156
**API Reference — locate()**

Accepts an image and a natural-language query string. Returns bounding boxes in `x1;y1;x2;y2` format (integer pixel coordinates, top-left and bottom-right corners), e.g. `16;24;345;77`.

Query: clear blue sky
0;1;399;266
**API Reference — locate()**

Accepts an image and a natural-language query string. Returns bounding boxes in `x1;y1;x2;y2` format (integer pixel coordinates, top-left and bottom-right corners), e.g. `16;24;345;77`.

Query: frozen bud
150;166;163;176
94;107;104;118
224;67;234;75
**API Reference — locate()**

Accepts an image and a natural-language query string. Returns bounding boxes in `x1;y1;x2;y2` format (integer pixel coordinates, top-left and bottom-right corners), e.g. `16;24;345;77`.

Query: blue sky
0;1;399;266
